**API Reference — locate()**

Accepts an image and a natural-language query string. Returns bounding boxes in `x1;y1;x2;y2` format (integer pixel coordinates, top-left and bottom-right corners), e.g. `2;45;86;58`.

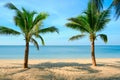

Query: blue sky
0;0;120;45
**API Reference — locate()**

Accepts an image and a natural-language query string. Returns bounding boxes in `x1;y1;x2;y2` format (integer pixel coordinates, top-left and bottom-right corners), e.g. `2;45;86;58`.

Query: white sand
0;58;120;80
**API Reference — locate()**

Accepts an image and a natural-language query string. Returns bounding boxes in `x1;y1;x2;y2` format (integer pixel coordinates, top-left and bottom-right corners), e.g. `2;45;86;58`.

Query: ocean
0;45;120;59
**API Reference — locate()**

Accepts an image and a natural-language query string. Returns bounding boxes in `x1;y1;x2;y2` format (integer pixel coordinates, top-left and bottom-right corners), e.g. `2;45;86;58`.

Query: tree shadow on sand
1;62;120;80
31;62;120;80
76;74;120;80
30;62;100;80
107;64;120;69
97;61;120;70
0;66;20;69
31;62;101;73
96;75;120;80
8;68;30;76
0;78;12;80
0;64;30;76
0;75;12;80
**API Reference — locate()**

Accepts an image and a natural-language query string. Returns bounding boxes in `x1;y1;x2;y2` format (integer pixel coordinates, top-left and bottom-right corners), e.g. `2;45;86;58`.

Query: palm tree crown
5;3;58;50
66;2;110;42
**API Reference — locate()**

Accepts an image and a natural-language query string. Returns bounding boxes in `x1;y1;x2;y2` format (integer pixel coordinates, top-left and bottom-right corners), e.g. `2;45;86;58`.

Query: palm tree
2;3;58;68
65;2;110;66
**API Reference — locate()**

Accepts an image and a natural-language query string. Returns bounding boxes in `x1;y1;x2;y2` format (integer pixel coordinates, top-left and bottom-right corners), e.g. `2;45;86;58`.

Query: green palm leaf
67;17;91;33
97;34;108;43
22;8;37;32
39;26;59;34
0;26;20;35
33;34;45;45
65;22;81;31
85;2;98;31
92;0;104;11
30;38;39;50
5;3;18;10
95;10;110;32
69;34;85;41
113;0;120;19
33;12;48;26
93;0;120;19
36;35;45;45
29;12;49;35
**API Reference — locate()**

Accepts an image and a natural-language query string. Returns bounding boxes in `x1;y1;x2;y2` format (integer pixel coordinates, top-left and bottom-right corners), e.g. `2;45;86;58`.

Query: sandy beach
0;58;120;80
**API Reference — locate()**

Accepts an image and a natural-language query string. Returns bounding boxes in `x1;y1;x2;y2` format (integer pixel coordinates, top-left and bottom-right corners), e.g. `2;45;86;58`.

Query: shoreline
0;57;120;59
0;58;120;63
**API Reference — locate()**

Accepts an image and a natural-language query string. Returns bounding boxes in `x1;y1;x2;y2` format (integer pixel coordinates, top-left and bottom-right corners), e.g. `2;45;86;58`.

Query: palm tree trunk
91;40;97;66
24;41;29;68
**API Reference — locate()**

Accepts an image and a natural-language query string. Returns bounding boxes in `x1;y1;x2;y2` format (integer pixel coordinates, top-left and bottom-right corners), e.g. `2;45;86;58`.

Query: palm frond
39;26;59;34
92;0;104;11
85;2;98;31
68;18;82;25
65;22;82;31
22;8;37;31
0;26;20;35
14;8;37;35
33;12;48;26
5;3;27;34
13;8;30;35
29;12;49;35
97;34;108;43
5;3;18;11
38;35;45;45
113;0;120;19
67;17;91;33
69;34;85;41
14;14;26;34
34;35;45;45
95;10;110;32
30;38;39;50
29;21;42;35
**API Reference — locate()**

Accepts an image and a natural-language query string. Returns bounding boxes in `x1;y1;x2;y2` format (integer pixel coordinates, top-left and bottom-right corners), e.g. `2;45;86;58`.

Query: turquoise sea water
0;45;120;59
